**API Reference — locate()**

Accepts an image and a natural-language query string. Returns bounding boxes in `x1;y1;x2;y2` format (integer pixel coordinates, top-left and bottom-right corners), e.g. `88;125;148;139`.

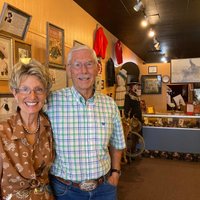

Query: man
46;45;126;200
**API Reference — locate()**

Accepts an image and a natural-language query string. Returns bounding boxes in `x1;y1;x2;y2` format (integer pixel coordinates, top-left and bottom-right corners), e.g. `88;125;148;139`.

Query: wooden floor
118;158;200;200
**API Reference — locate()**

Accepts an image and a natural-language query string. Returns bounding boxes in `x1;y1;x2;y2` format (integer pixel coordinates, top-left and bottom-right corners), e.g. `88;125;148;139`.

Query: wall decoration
0;35;13;81
171;58;200;83
0;3;32;40
46;22;65;69
141;75;162;94
49;68;67;91
0;94;16;122
95;74;102;92
14;40;31;64
73;40;84;47
148;66;157;74
162;75;170;83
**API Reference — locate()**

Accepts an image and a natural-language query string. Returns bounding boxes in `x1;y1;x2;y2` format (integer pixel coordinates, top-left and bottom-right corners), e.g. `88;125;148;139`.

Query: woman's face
13;75;47;118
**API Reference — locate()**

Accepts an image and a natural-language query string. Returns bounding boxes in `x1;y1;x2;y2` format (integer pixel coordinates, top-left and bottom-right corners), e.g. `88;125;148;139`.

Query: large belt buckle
79;180;97;191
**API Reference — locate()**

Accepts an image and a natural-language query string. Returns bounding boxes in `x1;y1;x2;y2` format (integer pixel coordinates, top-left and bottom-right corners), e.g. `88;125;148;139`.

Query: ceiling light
148;29;155;37
161;56;167;63
141;17;148;27
133;0;144;12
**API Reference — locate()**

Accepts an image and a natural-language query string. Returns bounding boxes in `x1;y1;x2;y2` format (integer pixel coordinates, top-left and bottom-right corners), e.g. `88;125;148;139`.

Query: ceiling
73;0;200;63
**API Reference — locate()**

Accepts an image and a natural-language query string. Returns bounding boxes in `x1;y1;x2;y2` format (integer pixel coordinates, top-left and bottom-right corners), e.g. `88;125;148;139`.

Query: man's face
131;84;141;96
68;49;99;97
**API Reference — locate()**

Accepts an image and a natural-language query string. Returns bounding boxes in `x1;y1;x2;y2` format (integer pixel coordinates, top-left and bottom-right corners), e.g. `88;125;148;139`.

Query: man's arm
108;145;123;186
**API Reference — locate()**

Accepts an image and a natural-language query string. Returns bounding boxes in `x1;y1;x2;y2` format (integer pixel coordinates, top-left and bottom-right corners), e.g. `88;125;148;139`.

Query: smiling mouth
25;102;38;106
79;77;90;80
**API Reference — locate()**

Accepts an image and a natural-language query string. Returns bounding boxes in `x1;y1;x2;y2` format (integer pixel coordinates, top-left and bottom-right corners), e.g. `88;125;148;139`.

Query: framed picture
46;22;65;69
148;66;157;74
141;75;162;94
49;68;67;91
73;40;84;47
0;94;16;122
146;106;155;114
14;40;31;64
171;58;200;83
0;3;32;40
0;35;13;80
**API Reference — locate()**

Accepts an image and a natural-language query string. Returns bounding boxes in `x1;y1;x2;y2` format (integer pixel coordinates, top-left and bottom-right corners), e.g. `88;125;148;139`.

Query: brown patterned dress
0;112;55;200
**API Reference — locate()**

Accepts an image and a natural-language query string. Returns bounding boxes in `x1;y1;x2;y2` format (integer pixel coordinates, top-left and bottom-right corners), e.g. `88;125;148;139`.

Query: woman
0;59;54;199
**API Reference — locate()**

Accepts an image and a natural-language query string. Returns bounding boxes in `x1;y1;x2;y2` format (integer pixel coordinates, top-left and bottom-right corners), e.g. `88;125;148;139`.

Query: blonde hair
9;59;52;94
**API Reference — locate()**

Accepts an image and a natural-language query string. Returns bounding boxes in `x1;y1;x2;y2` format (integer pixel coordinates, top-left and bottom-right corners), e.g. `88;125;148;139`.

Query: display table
142;113;200;154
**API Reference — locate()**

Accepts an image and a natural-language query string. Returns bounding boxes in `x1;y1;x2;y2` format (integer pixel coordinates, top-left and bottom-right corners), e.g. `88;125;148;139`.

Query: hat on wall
127;75;140;85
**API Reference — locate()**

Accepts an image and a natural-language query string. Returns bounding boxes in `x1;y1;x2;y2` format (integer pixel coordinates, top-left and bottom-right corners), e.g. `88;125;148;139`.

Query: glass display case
142;113;200;154
143;113;200;128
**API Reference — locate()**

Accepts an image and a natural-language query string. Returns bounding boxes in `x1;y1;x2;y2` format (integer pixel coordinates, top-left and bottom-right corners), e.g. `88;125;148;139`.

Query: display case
142;113;200;154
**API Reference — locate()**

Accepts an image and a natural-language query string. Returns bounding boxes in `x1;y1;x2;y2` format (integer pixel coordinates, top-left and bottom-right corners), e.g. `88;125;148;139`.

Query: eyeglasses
70;61;95;69
15;87;46;95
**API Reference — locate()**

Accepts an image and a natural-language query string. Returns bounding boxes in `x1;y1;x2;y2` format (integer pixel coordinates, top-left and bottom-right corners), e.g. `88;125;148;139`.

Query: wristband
111;168;121;176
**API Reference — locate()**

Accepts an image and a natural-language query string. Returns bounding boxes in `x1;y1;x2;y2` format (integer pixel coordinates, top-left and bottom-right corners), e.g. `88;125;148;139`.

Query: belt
51;171;110;192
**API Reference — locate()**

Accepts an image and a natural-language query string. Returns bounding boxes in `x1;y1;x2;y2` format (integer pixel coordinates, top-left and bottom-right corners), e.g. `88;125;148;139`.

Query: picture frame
14;40;31;64
0;3;32;40
46;22;65;69
148;66;157;74
49;68;67;91
0;94;16;122
0;35;13;81
171;58;200;83
141;75;162;94
73;40;84;47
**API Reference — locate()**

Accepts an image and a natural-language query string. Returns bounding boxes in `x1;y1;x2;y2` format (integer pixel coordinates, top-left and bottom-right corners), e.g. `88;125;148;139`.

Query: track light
153;37;160;50
161;56;167;63
148;29;155;37
133;0;144;12
141;15;148;27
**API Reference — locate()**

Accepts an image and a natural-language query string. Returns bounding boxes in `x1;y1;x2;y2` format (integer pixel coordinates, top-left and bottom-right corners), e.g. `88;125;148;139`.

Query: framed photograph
171;58;200;83
148;66;157;74
0;3;32;40
141;75;162;94
0;35;13;80
14;40;31;64
46;22;65;69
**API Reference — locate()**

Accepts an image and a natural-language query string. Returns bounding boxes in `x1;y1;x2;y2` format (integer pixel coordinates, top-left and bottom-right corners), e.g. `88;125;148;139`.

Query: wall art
46;22;65;69
148;66;157;74
141;75;162;94
0;3;32;40
171;58;200;83
0;35;13;80
14;40;31;64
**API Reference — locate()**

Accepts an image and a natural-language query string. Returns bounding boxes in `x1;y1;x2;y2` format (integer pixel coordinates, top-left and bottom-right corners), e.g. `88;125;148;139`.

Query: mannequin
124;79;143;158
115;69;127;116
124;81;142;122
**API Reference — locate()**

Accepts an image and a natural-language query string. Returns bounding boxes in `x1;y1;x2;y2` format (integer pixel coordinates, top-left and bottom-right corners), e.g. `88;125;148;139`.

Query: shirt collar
71;86;96;105
10;111;50;140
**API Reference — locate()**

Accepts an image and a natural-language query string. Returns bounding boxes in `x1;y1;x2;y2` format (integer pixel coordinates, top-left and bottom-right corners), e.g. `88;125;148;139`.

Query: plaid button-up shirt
46;87;125;182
